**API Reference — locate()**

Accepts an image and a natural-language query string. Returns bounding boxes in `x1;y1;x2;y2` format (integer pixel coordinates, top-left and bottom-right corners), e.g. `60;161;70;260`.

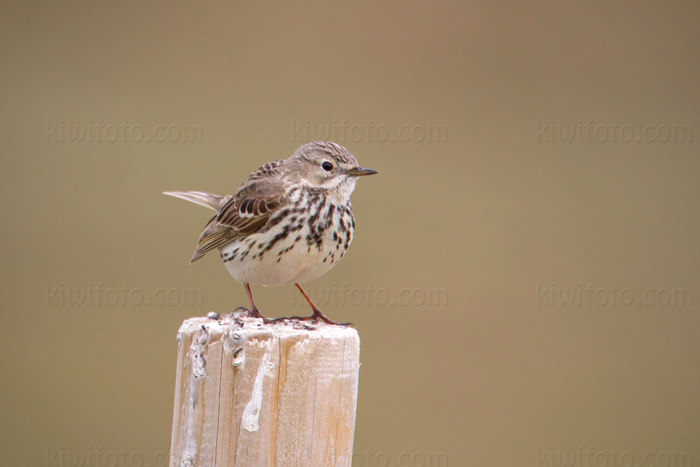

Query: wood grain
169;315;360;467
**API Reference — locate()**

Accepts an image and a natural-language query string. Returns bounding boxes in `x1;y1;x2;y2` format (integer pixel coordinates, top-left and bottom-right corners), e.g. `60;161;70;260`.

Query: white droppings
241;347;271;432
232;347;245;368
177;320;195;342
180;451;195;467
189;327;210;379
172;317;360;466
179;326;211;467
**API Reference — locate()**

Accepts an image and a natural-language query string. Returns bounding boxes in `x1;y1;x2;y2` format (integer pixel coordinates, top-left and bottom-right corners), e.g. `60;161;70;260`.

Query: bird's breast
220;197;355;287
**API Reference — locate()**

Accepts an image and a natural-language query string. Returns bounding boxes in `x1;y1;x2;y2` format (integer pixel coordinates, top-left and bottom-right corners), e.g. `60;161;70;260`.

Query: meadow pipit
164;141;377;325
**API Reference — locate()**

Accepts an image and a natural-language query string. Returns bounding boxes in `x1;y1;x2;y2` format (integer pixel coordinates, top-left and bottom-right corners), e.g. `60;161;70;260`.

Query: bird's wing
190;164;287;262
163;191;232;211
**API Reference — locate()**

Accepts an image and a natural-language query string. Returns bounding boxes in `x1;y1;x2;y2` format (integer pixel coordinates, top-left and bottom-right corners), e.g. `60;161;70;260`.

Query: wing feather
190;162;286;262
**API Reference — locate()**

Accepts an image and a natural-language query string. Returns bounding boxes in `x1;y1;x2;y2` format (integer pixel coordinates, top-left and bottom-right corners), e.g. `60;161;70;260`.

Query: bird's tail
163;191;231;211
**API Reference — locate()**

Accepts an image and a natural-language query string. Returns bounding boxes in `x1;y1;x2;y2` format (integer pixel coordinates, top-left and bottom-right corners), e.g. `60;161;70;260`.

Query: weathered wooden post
168;313;360;467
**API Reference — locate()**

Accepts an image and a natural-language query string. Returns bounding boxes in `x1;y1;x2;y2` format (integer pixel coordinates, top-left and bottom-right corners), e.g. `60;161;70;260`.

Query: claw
309;310;352;326
232;297;350;327
230;306;274;323
266;316;290;324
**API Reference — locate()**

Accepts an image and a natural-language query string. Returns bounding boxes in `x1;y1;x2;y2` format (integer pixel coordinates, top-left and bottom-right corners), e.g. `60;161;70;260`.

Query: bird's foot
231;306;274;323
264;316;297;325
236;309;350;327
304;310;352;326
265;313;350;327
231;306;250;316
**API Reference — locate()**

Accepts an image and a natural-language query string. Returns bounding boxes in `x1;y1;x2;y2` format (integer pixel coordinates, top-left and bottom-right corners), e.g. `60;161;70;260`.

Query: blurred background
1;1;699;466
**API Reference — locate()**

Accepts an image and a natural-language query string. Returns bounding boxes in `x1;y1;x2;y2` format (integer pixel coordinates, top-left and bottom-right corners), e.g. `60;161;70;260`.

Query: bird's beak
346;166;378;177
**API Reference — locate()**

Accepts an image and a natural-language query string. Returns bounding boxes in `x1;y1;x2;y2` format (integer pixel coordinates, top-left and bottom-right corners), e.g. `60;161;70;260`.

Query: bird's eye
322;162;333;171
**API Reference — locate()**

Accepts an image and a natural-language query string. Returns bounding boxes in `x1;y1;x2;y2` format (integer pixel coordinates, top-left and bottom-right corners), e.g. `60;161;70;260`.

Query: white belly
219;215;351;286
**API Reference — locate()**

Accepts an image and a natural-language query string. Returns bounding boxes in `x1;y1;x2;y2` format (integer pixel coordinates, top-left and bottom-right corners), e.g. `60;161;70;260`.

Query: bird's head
286;141;377;195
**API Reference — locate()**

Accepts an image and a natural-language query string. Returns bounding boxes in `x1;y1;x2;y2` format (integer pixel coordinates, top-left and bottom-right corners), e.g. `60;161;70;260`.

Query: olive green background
1;1;699;466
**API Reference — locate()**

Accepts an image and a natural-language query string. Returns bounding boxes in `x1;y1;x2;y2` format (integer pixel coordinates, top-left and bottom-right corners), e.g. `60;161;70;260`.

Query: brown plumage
164;141;377;324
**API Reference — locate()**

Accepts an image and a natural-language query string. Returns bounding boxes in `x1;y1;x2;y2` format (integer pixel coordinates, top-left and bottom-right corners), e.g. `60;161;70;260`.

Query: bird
164;141;377;325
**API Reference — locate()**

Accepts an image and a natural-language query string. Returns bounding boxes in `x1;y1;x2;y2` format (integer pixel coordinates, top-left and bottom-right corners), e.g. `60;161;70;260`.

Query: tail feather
190;250;206;263
163;191;231;212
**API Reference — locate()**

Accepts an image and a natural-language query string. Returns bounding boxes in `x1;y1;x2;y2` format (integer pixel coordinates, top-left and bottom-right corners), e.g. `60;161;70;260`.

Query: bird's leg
294;283;351;326
242;283;274;323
